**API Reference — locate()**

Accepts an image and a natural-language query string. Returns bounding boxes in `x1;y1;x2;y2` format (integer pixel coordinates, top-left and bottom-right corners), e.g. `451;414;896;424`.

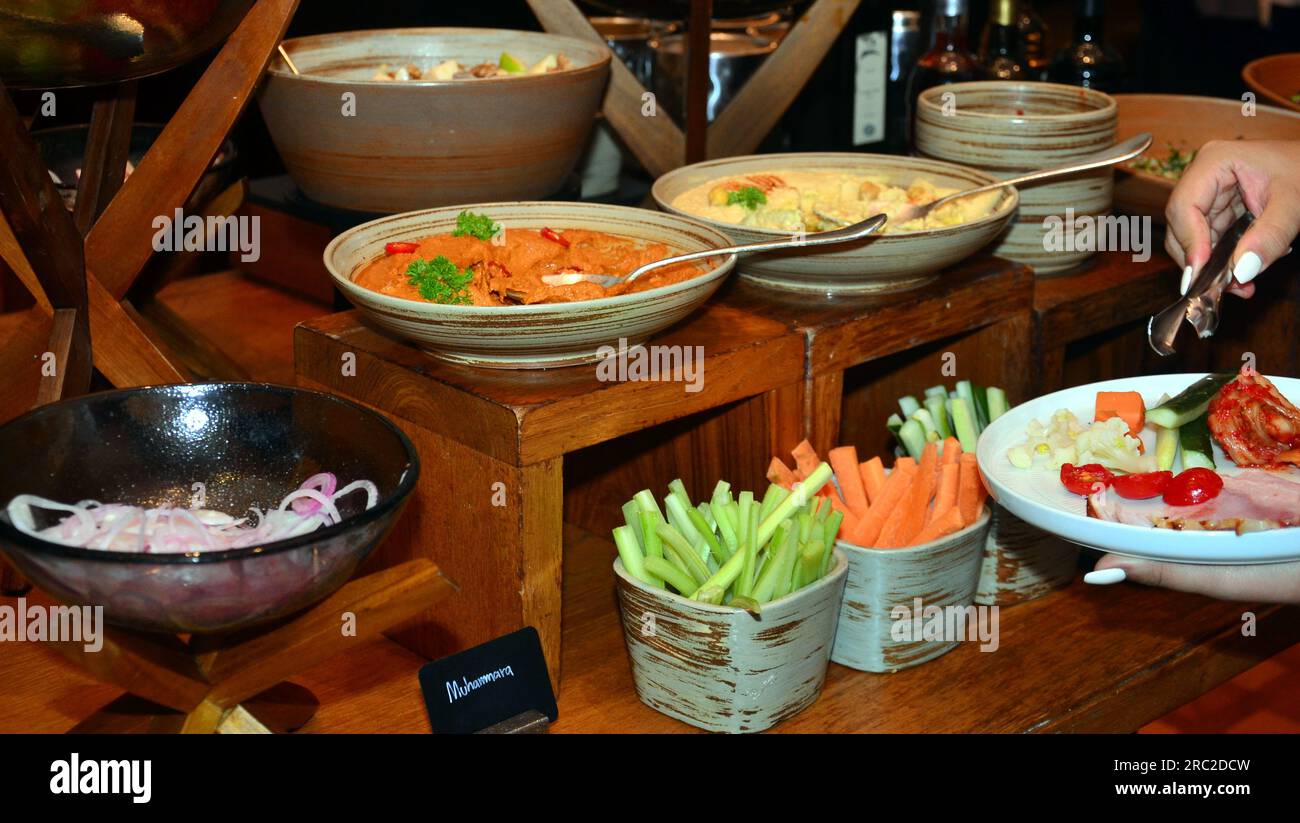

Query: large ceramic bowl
1242;53;1300;114
324;202;738;368
915;81;1116;276
258;28;611;214
1114;94;1300;223
0;0;256;89
0;383;419;634
651;152;1018;294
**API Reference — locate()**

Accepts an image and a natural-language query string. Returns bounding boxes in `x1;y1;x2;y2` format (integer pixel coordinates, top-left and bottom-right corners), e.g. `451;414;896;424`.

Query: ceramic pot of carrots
611;472;849;733
768;438;990;673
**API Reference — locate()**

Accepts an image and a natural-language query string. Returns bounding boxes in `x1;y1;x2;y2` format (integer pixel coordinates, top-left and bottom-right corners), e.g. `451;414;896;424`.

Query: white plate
976;373;1300;565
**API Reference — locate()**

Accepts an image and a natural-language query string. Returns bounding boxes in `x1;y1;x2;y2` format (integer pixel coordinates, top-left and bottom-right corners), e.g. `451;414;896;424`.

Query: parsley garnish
726;186;767;210
452;210;500;241
406;256;473;305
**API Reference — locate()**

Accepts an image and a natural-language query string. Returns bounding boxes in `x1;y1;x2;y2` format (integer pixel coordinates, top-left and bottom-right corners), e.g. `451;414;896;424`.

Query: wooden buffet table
5;523;1298;733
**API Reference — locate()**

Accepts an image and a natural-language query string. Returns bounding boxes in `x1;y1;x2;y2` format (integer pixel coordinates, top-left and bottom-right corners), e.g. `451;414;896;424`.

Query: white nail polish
1179;265;1192;295
1233;251;1263;284
1084;568;1126;585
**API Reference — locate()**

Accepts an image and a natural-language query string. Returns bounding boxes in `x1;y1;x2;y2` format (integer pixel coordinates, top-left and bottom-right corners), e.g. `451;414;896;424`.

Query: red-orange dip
354;228;710;306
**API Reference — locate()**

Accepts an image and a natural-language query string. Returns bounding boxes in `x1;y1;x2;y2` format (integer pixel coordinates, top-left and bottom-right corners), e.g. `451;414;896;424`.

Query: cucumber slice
899;395;921;418
949;397;979;452
925;395;952;438
1147;373;1234;428
924;385;949;400
1179;411;1216;470
898;419;927;460
911;407;939;438
1154;424;1179;472
973;385;990;432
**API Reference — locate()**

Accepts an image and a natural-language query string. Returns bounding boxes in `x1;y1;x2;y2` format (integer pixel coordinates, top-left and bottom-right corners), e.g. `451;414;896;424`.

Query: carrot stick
846;462;915;547
894;456;917;473
929;463;960;526
791;439;821;480
860;457;885;504
878;444;938;547
828;446;869;518
911;507;965;546
958;453;987;524
766;457;797;488
942;437;962;464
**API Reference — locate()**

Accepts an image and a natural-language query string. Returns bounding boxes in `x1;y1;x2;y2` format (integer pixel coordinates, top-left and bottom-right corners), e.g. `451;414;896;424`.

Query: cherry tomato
540;227;570;248
1110;470;1173;500
1162;468;1224;507
1059;463;1115;496
384;241;419;255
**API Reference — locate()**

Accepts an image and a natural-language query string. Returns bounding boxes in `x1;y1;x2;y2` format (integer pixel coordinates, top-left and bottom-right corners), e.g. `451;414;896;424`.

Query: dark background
14;1;1300;181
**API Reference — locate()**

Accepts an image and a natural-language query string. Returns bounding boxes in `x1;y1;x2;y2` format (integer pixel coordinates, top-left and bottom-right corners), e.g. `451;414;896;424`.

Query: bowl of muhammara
323;202;737;368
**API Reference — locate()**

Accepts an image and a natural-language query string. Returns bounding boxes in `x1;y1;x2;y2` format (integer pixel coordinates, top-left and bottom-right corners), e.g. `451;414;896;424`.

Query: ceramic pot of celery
611;468;848;734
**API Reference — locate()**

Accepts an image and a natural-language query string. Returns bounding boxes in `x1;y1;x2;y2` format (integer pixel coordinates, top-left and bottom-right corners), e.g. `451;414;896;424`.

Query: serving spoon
887;131;1155;227
539;212;889;289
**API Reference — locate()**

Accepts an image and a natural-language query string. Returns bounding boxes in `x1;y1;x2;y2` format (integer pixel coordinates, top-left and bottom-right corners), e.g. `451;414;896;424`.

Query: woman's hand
1164;139;1300;299
1087;554;1300;604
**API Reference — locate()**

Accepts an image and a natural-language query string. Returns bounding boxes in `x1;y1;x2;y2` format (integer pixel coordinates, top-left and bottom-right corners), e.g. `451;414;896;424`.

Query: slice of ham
1088;470;1300;535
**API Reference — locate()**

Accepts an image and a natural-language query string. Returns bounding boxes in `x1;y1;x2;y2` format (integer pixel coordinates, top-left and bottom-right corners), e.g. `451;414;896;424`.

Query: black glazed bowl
0;383;418;634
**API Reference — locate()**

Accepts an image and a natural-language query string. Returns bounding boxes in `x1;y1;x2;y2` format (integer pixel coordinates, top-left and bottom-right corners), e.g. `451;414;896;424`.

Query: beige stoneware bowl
652;152;1018;294
259;28;611;214
323;202;736;369
1114;94;1300;223
915;81;1117;275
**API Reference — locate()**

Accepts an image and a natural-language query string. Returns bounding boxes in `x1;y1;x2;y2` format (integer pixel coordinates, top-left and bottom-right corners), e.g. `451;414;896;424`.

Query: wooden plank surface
295;302;804;466
4;523;1296;733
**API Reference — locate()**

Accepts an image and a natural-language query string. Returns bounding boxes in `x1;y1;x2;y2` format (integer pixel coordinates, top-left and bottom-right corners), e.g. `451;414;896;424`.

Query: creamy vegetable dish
372;52;571;81
671;170;1004;233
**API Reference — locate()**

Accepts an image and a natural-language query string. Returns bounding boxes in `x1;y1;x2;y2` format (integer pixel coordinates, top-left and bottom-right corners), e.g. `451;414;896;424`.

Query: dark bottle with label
980;0;1028;80
1047;0;1124;92
784;1;898;152
905;0;979;147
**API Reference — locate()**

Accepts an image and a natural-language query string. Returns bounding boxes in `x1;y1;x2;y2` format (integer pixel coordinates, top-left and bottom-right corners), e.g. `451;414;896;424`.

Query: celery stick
986;386;1010;421
655;521;711;585
694;545;747;603
710;480;732;505
713;498;739;551
819;529;836;577
752;520;795;603
736;492;753;545
664;493;704;552
728;595;761;617
770;523;802;601
613;525;649;585
925;384;949;400
796;538;824;591
622;500;644;548
758;483;789;523
687;505;729;565
898;419;927;459
955;380;974;405
899;395;921;418
697;501;716;531
756;463;833;549
823;510;844;549
638;510;666;588
925;395;952;438
633;489;665;524
949;397;978;452
643;556;698;597
798;511;815;544
739;506;760;598
667;478;693;510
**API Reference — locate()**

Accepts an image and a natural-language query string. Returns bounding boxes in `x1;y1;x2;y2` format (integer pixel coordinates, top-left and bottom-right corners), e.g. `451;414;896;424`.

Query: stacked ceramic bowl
915;81;1117;275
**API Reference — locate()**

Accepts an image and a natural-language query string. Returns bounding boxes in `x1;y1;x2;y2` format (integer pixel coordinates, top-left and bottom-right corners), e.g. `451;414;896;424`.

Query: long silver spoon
890;131;1154;226
540;213;889;289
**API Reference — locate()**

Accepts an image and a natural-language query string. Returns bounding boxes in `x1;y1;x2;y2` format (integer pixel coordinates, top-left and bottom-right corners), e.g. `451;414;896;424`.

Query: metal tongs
1147;212;1254;356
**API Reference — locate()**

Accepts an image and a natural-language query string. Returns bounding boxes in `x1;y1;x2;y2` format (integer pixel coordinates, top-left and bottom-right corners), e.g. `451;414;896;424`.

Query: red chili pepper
1059;463;1115;496
385;242;420;255
1110;470;1172;500
540;227;570;248
1162;468;1223;507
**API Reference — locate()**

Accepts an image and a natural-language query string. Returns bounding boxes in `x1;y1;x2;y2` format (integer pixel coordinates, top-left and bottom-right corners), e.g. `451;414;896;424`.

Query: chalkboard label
418;627;557;734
